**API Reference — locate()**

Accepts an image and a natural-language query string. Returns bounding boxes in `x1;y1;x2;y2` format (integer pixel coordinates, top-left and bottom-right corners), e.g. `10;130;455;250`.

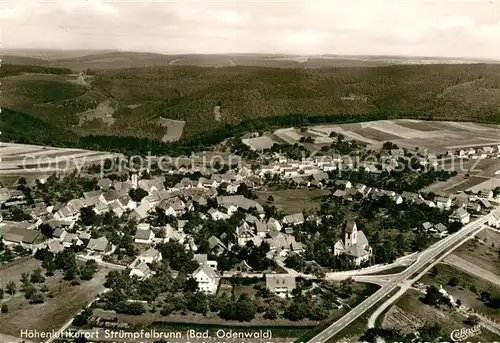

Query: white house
266;274;296;298
192;263;219;294
208;208;230;221
129;258;152;280
282;213;304;226
487;210;500;228
139;247;162;264
449;208;471;225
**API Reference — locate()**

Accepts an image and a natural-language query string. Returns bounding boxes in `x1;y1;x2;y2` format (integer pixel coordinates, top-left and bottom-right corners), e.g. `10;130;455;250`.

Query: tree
30;268;45;283
6;281;16;296
29;291;44;304
73;308;92;326
1;305;8;313
0;288;3;300
448;277;459;287
466;315;480;326
267;195;274;203
129;188;148;202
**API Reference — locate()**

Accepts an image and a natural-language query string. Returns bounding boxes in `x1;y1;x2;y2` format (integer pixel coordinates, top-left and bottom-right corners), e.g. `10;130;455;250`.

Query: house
86;236;109;254
333;219;372;266
208;208;230;221
487;210;500;228
236;223;255;246
466;201;481;213
433;223;448;238
194;254;218;270
97;178;112;190
118;196;136;210
1;226;40;249
109;201;124;217
478;189;494;199
449;209;470;225
479;199;492;210
92;309;117;322
129;258;152;279
47;240;64;254
52;227;67;241
332;189;346;198
83;190;103;207
266;274;296;298
435;197;452;210
282;213;304;226
130;203;150;221
134;229;155;244
422;222;433;232
192;263;219;294
207;235;227;254
62;232;82;248
267;218;282;232
139;247;162;264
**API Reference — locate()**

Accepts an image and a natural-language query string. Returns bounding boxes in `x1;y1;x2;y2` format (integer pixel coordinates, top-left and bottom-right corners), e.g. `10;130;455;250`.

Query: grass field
420;264;500;320
256;188;330;215
0;261;108;338
452;229;500;276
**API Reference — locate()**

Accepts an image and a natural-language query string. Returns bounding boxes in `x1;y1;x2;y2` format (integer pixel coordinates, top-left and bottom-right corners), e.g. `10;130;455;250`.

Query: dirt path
444;254;500;286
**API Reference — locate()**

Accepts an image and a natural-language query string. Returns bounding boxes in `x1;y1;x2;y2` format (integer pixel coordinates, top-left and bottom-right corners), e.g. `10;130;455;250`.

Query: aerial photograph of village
0;1;500;343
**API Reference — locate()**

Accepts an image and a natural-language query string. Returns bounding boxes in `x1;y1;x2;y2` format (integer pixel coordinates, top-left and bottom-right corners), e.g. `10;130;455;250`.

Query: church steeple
344;218;358;248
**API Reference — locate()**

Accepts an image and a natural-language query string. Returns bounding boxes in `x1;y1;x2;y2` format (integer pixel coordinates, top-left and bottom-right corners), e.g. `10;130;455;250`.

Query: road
307;211;496;343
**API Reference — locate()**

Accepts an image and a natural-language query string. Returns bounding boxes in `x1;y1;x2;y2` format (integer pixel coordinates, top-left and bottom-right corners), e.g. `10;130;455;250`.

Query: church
334;219;372;266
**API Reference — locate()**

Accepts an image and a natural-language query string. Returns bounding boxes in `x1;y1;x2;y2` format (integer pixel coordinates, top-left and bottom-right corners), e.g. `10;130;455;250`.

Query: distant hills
2;49;498;71
2;52;500;156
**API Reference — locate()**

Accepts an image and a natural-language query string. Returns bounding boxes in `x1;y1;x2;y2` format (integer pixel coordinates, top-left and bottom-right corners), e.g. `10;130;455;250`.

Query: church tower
344;219;358;248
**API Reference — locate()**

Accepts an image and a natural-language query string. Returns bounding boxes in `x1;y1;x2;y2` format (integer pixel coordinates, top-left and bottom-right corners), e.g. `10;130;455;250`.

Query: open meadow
0;258;109;338
0;142;120;185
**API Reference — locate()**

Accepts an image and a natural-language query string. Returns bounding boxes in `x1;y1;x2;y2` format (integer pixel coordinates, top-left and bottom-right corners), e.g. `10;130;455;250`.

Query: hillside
2;62;500;155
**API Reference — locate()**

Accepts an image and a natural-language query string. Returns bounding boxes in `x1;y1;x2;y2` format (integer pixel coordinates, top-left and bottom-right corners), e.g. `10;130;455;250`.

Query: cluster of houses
1;144;499;299
447;145;500;160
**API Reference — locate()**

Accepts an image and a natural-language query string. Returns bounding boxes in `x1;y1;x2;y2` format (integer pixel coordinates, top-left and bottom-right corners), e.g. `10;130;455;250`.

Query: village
1;136;500;336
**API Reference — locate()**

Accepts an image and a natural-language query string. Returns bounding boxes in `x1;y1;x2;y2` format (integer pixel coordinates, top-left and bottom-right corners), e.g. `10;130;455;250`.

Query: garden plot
243;136;279;150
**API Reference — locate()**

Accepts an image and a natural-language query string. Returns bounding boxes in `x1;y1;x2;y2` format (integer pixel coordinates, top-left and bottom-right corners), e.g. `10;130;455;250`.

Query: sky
1;0;500;58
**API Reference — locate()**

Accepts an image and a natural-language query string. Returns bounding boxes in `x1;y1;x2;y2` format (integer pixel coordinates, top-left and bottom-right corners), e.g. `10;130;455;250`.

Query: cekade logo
450;325;482;342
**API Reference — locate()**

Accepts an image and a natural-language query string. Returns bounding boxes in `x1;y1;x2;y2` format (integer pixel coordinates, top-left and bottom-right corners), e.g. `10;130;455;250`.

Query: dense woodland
3;63;500;155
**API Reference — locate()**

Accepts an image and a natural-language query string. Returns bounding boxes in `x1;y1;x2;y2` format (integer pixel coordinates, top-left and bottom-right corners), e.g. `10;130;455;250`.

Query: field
0;142;119;185
0;258;109;338
303;120;500;154
157;118;186;142
450;229;500;277
381;289;499;342
420;264;500;320
256;188;330;215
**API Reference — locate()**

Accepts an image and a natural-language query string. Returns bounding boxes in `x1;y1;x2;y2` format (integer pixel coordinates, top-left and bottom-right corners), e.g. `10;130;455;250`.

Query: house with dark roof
86;236;109;254
134;229;155;244
1;225;40;248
